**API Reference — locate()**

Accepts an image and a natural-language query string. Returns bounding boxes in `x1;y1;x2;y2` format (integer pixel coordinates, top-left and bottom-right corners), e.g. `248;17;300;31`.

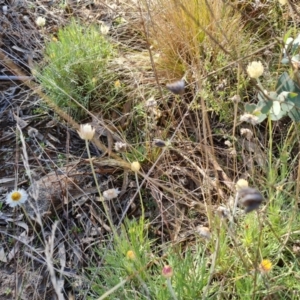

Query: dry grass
148;0;245;80
1;0;300;299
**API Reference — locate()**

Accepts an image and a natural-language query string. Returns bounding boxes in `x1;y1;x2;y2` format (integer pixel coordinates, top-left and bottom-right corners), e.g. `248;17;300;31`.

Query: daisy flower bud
166;79;185;95
6;189;28;207
195;226;211;240
238;187;263;213
77;124;95;141
152;139;167;148
114;80;121;88
246;61;264;79
235;179;249;191
162;265;173;278
131;161;141;172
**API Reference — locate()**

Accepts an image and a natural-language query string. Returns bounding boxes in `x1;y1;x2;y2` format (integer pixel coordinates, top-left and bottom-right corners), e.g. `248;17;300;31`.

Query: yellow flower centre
11;191;22;201
126;250;136;260
260;259;272;272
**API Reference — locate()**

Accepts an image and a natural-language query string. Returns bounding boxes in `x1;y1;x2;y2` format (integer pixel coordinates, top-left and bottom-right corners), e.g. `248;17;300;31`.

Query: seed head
240;128;253;140
240;113;259;125
103;188;120;200
114;141;127;152
28;127;39;138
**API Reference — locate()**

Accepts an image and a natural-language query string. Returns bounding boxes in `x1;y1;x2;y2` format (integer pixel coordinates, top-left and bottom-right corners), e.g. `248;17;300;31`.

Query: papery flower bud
162;265;173;278
131;161;141;172
238;187;263;213
195;226;211;240
77;124;95;141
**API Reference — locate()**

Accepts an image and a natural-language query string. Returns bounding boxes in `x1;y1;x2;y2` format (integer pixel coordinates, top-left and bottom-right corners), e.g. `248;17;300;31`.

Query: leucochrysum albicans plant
241;34;300;124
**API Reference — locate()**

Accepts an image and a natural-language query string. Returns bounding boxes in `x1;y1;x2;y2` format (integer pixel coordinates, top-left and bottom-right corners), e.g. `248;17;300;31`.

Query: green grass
36;19;121;120
85;189;300;299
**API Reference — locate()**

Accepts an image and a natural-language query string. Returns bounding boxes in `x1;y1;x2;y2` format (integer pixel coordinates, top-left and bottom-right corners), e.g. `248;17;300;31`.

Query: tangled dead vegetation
2;0;298;299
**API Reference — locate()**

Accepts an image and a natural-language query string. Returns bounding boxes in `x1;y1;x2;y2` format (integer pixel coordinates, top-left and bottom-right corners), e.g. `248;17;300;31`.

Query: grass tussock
37;19;123;120
149;0;246;79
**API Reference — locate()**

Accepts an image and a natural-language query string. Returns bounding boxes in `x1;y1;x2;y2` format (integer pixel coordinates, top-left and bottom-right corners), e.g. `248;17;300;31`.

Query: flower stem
135;172;144;219
166;278;178;300
85;140;115;232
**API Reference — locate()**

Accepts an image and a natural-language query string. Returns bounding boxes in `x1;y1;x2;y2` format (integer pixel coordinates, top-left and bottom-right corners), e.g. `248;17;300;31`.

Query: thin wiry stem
85;139;115;233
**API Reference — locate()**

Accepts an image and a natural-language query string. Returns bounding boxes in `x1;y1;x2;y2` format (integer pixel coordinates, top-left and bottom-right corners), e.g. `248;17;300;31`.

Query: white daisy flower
246;61;264;79
6;189;28;207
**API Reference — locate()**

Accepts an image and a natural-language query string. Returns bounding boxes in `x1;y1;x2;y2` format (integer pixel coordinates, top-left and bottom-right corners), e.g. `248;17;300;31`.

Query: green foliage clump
243;33;300;123
37;19;120;119
88;218;209;300
85;199;300;300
